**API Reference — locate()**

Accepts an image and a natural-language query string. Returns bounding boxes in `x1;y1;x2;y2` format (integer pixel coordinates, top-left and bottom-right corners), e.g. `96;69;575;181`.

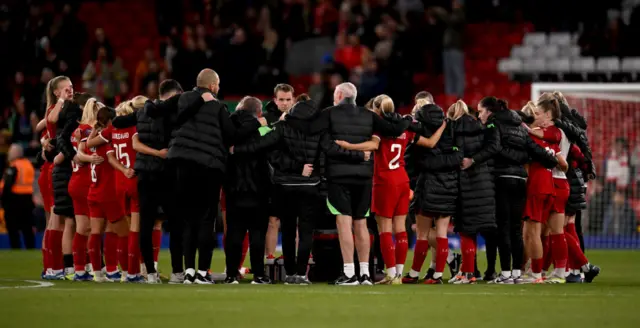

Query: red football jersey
45;105;57;141
101;125;137;169
87;143;116;202
373;130;415;185
527;133;559;196
69;124;93;189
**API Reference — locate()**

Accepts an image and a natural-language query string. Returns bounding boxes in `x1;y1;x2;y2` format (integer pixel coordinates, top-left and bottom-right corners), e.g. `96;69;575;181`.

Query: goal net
532;83;640;249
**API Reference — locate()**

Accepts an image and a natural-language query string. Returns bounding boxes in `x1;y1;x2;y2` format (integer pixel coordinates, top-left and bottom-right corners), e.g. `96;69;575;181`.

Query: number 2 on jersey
389;144;401;170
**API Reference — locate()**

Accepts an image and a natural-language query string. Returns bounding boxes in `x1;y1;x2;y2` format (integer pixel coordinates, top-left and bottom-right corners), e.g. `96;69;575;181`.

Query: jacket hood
414;104;444;130
288;100;318;120
570;109;587;129
230;109;258;125
264;100;281;115
454;114;483;135
179;89;209;112
492;109;523;127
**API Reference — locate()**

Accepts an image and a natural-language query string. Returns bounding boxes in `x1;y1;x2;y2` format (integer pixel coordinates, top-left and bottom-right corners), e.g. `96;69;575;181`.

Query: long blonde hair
372;94;394;114
536;92;561;120
521;101;537;117
116;95;148;116
411;97;431;116
46;76;70;108
447;100;469;120
81;98;100;125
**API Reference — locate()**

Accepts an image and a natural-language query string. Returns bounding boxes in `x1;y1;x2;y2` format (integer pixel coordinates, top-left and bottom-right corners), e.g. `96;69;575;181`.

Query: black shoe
424;268;435;280
194;272;213;285
401;273;419;284
474;270;483;279
359;274;373;286
374;269;385;283
251;276;272;285
483;271;497;282
183;273;196;285
224;276;239;284
566;273;583;283
448;253;461;278
584;264;600;283
333;273;359;286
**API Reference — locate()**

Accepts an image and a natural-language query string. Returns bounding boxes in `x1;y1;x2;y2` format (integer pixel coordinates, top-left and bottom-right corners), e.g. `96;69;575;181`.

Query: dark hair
273;83;294;96
158;79;183;97
537;92;561;120
73;92;93;108
296;93;311;102
415;91;434;103
479;96;508;113
517;110;535;125
96;106;115;128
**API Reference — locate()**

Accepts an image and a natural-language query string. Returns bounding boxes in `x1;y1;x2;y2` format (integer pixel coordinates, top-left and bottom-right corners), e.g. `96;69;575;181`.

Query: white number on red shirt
90;163;97;182
71;146;79;172
115;144;130;168
389;144;402;170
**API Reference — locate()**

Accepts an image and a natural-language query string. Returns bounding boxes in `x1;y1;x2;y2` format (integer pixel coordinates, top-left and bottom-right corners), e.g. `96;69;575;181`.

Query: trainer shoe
224;276;239;284
93;272;108;283
391;275;403;285
73;272;93;282
584;264;600;283
359;274;373;286
183;273;196;285
105;271;122;282
514;276;536;284
448;253;461;278
448;274;463;284
401;273;419;284
488;274;514;284
424;277;444;284
64;268;75;280
194;272;213;285
454;273;477;284
545;273;566;284
375;275;395;285
147;272;162;284
45;270;66;280
333;273;359;286
126;275;145;283
294;275;312;285
424;268;435;280
169;272;185;284
566;273;583;283
251;276;272;285
483;271;497;282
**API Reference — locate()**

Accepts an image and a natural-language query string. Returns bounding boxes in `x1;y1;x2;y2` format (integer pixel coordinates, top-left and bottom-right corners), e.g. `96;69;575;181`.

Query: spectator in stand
432;0;466;98
334;33;369;72
255;28;287;95
90;28;113;63
135;49;165;95
314;0;339;36
82;48;128;106
603;137;633;235
631;134;640;193
7;97;39;156
1;144;35;249
359;59;387;103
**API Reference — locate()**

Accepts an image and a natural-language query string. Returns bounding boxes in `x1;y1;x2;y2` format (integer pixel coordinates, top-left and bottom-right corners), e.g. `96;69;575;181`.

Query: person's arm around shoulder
467;123;502;168
132;134;167;159
233;125;283;154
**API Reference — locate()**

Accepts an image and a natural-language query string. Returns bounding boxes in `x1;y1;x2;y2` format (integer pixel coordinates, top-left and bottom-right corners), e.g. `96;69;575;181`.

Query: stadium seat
541;58;571;81
559;45;581;58
523;32;547;47
498;58;523;74
565;57;595;81
548;32;572;47
593;57;620;81
619;57;640;81
538;44;560;58
511;45;535;59
523;58;546;73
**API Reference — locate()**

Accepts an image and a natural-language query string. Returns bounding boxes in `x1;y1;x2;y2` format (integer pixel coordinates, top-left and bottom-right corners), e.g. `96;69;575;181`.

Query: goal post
531;83;640;249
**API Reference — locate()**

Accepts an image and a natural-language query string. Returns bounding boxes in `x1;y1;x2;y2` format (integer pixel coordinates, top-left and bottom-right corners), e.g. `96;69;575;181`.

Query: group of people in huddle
33;67;600;285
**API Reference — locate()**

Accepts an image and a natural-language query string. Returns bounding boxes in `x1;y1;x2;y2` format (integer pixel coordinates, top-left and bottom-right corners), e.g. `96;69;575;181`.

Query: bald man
168;69;266;284
1;144;36;249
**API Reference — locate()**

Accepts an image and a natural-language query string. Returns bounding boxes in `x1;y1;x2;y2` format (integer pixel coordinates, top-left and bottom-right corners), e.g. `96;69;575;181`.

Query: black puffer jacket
224;110;272;208
566;166;587;213
554;104;596;179
454;115;499;234
263;101;283;126
234;100;324;186
133;100;166;173
413;104;462;216
168;88;260;171
312;98;411;184
52;100;83;218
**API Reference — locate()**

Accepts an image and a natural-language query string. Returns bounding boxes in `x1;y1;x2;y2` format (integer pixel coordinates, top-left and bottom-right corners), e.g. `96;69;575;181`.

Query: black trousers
575;210;585;251
138;166;183;274
276;185;322;276
492;177;527;272
175;160;219;271
225;203;268;278
4;195;35;249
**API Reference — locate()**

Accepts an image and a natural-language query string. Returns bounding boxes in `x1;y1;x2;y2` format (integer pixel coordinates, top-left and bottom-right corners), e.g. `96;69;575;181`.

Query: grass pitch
1;250;639;328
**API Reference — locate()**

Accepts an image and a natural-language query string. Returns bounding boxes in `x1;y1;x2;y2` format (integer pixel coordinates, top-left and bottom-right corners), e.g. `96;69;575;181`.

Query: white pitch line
0;279;54;290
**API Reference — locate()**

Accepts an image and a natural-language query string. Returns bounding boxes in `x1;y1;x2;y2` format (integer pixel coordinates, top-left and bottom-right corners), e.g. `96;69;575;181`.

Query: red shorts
118;178;139;215
523;194;555;223
220;189;226;212
372;183;411;218
38;164;54;213
89;200;125;223
552;178;570;214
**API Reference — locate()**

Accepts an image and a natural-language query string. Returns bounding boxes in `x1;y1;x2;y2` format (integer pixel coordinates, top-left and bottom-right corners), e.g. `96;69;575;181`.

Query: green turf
0;250;638;328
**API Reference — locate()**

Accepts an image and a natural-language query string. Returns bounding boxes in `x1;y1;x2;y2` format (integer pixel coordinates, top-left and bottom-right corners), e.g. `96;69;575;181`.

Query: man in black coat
232;97;323;285
224;96;274;285
168;69;266;284
311;82;411;285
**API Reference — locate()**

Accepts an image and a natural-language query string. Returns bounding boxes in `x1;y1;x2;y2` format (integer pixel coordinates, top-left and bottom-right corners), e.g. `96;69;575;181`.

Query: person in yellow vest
1;144;36;249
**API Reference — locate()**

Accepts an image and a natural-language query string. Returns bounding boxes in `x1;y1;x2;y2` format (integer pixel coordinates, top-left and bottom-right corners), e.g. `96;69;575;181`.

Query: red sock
542;235;552;271
50;230;63;271
42;230;50;270
127;232;140;275
564;224;580;269
72;233;88;272
379;232;396;270
435;237;449;274
565;230;588;268
411;239;429;272
88;234;102;274
550;233;568;270
152;229;161;263
394;232;409;269
531;257;543;274
460;234;476;273
239;232;249;268
118;236;129;272
104;232;118;273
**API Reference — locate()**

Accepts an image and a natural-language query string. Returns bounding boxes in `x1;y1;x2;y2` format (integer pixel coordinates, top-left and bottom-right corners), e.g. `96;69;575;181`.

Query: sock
50;230;63;270
379;232;396;272
359;262;370;277
118;236;129;272
63;254;74;270
565;231;589;268
343;263;355;278
429;261;436;270
447;250;455;264
531;257;543;274
550;233;568;272
42;248;48;271
542;235;552;272
394;232;408;275
501;270;511;278
88;234;102;275
104;232;118;273
185;268;195;276
239;232;249;268
72;233;88;272
128;232;140;275
42;230;50;270
459;234;476;273
410;239;429;274
435;237;448;276
152;229;161;263
512;269;522;278
197;270;207;277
